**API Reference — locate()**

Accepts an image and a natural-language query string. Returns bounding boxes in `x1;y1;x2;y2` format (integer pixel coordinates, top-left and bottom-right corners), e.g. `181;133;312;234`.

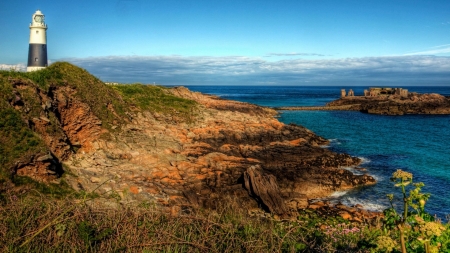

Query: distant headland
275;87;450;115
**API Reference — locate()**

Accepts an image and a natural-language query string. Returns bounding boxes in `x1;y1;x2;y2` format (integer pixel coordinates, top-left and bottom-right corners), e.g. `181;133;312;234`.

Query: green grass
1;62;129;129
2;189;447;252
1;62;198;129
0;62;199;193
0;107;46;177
111;83;198;123
0;191;393;253
11;176;75;199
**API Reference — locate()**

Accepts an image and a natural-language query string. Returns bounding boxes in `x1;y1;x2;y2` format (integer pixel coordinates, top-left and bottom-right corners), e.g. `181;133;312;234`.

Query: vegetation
0;107;47;178
0;189;377;252
0;63;123;185
1;64;449;252
111;83;198;123
377;170;449;253
0;74;44;175
1;170;449;252
1;62;198;129
0;62;198;185
1;63;130;129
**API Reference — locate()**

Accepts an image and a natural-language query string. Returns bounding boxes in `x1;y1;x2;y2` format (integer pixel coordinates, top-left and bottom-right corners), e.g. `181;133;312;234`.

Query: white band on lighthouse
29;28;47;44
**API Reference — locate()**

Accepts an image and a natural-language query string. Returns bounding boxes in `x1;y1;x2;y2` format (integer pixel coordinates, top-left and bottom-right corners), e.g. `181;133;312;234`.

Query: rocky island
276;87;450;115
326;87;450;115
1;63;375;218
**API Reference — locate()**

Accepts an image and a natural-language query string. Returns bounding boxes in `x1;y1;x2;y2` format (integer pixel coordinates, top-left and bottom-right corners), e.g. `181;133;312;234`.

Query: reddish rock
5;79;378;216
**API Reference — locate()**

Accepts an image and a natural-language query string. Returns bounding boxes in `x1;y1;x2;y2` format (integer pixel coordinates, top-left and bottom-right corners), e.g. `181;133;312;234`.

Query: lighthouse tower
27;10;48;72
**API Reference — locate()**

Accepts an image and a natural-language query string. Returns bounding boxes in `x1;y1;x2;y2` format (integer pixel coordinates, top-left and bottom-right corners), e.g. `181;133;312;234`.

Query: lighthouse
27;10;48;72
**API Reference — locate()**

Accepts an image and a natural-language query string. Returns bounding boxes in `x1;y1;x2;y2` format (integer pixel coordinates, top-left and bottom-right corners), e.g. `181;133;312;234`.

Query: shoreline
180;85;450;217
273;105;357;111
1;64;378;218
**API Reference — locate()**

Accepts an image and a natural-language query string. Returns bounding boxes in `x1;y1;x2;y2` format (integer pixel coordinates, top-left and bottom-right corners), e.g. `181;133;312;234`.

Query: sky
1;0;450;85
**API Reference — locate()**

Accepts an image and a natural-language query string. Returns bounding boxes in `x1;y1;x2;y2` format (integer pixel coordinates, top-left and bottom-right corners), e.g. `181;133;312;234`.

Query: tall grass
0;189;386;253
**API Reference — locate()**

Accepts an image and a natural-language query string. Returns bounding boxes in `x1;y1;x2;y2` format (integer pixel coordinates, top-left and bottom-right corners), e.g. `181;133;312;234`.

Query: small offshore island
276;87;450;115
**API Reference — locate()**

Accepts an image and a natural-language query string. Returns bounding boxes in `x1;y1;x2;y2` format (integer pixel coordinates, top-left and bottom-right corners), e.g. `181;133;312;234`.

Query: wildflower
415;215;425;224
419;221;445;238
419;199;426;208
391;169;413;181
413;182;425;188
391;169;413;187
375;236;397;252
429;245;440;253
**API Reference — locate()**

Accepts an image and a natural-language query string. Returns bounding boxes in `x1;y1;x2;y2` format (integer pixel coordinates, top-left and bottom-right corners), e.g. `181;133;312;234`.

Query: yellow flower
391;169;413;181
375;235;397;252
419;222;445;238
419;199;426;208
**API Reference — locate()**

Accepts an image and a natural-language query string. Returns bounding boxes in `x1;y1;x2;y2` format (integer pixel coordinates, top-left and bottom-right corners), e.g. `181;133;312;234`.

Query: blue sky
1;0;450;85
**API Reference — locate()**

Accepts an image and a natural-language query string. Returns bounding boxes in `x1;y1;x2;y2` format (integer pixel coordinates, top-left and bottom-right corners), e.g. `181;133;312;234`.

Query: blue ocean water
185;85;450;218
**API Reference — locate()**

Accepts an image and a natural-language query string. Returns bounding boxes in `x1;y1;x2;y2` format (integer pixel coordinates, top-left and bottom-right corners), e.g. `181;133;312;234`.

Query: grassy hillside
0;62;197;184
111;83;198;123
0;74;47;178
0;107;46;178
0;63;128;129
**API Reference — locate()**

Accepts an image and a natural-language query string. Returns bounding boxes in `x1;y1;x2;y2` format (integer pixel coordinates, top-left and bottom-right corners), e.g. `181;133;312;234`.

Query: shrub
379;169;448;253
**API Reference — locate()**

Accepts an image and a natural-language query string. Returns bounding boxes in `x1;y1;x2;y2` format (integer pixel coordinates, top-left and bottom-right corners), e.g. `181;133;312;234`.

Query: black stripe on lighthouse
27;44;48;67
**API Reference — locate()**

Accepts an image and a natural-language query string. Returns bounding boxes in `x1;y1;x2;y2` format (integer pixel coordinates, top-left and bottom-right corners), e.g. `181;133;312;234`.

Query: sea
183;85;450;219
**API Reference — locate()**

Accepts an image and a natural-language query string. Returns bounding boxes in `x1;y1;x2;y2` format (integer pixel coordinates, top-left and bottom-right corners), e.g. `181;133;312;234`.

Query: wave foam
330;190;349;198
341;166;364;175
328;138;342;145
340;197;388;212
358;157;371;164
370;174;384;182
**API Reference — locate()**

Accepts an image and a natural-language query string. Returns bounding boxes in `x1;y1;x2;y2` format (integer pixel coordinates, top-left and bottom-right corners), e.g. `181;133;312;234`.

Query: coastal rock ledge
327;91;450;115
0;64;375;217
70;86;375;215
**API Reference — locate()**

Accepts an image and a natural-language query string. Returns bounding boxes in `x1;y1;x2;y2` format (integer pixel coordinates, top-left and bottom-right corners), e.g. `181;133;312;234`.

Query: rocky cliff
327;93;450;115
0;62;375;216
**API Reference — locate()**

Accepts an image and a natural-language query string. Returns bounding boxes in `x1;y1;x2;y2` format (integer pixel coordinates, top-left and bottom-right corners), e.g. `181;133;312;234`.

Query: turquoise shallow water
184;86;450;218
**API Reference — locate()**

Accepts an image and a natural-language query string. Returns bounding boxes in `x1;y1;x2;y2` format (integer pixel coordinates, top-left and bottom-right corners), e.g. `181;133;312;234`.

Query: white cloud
404;44;450;56
265;52;327;57
58;55;450;85
0;63;26;71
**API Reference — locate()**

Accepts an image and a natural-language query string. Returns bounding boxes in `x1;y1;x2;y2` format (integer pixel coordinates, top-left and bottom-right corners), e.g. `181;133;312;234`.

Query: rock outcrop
1;63;376;217
327;92;450;115
62;86;375;215
4;78;108;181
243;165;287;215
